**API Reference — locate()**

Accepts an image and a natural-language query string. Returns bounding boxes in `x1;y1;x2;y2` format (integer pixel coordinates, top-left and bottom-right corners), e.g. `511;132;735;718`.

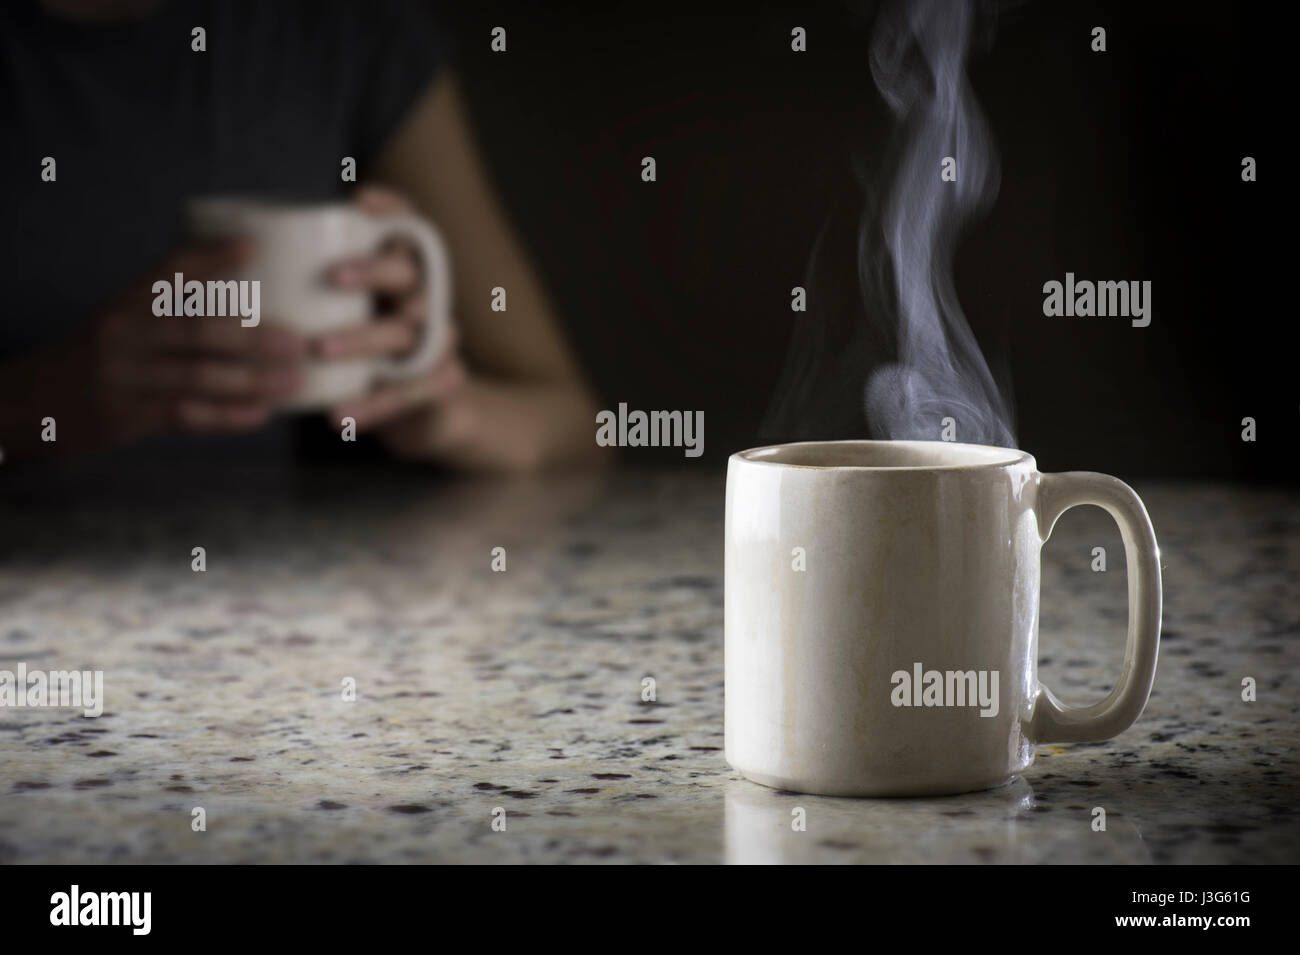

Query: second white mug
185;196;453;410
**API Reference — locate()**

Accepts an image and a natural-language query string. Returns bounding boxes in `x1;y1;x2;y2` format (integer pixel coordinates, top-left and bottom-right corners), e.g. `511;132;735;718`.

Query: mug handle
365;211;454;379
1027;472;1162;743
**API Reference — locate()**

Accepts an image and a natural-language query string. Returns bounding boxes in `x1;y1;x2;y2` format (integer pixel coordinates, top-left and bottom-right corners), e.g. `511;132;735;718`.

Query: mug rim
731;439;1033;472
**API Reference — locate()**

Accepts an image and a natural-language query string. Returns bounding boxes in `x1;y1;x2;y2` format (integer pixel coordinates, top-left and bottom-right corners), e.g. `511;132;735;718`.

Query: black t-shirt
0;0;448;461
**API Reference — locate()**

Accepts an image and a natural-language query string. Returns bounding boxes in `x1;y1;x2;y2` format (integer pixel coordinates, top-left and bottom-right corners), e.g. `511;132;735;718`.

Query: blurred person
0;0;603;473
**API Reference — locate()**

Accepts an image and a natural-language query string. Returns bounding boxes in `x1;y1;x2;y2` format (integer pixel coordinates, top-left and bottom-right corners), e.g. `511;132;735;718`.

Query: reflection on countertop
0;464;1297;863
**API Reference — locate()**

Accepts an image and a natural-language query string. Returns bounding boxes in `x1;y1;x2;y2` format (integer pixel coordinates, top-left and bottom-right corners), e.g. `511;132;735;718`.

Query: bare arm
343;73;604;472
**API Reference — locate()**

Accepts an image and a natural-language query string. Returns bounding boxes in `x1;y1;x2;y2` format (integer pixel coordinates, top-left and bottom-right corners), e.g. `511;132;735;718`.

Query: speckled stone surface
1;464;1297;863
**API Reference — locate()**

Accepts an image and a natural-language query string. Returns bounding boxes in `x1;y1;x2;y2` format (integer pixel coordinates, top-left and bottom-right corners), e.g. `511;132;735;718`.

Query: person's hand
0;242;305;461
318;186;603;472
316;185;471;458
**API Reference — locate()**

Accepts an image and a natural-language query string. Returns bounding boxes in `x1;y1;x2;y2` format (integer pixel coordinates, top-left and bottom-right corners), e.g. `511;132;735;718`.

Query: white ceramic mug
725;440;1161;797
185;197;453;410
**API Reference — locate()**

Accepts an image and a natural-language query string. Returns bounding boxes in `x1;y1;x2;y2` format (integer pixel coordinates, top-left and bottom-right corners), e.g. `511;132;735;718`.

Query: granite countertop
1;465;1297;863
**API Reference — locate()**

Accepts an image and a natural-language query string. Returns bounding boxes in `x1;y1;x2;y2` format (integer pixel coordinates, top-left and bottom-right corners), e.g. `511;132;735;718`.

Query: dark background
436;0;1290;479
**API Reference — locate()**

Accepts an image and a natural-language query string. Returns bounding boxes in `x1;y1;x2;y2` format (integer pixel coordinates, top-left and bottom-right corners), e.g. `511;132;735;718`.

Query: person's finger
172;398;274;433
328;248;421;295
332;379;433;431
315;311;423;360
92;382;276;442
146;319;307;359
354;185;413;215
331;356;467;430
318;308;457;365
111;357;302;400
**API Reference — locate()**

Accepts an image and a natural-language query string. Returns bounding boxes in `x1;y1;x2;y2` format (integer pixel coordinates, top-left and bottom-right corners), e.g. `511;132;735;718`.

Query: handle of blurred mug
372;211;453;379
1028;472;1162;744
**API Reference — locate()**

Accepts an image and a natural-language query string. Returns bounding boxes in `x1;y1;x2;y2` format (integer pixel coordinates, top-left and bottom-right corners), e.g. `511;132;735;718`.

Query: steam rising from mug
861;0;1015;448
